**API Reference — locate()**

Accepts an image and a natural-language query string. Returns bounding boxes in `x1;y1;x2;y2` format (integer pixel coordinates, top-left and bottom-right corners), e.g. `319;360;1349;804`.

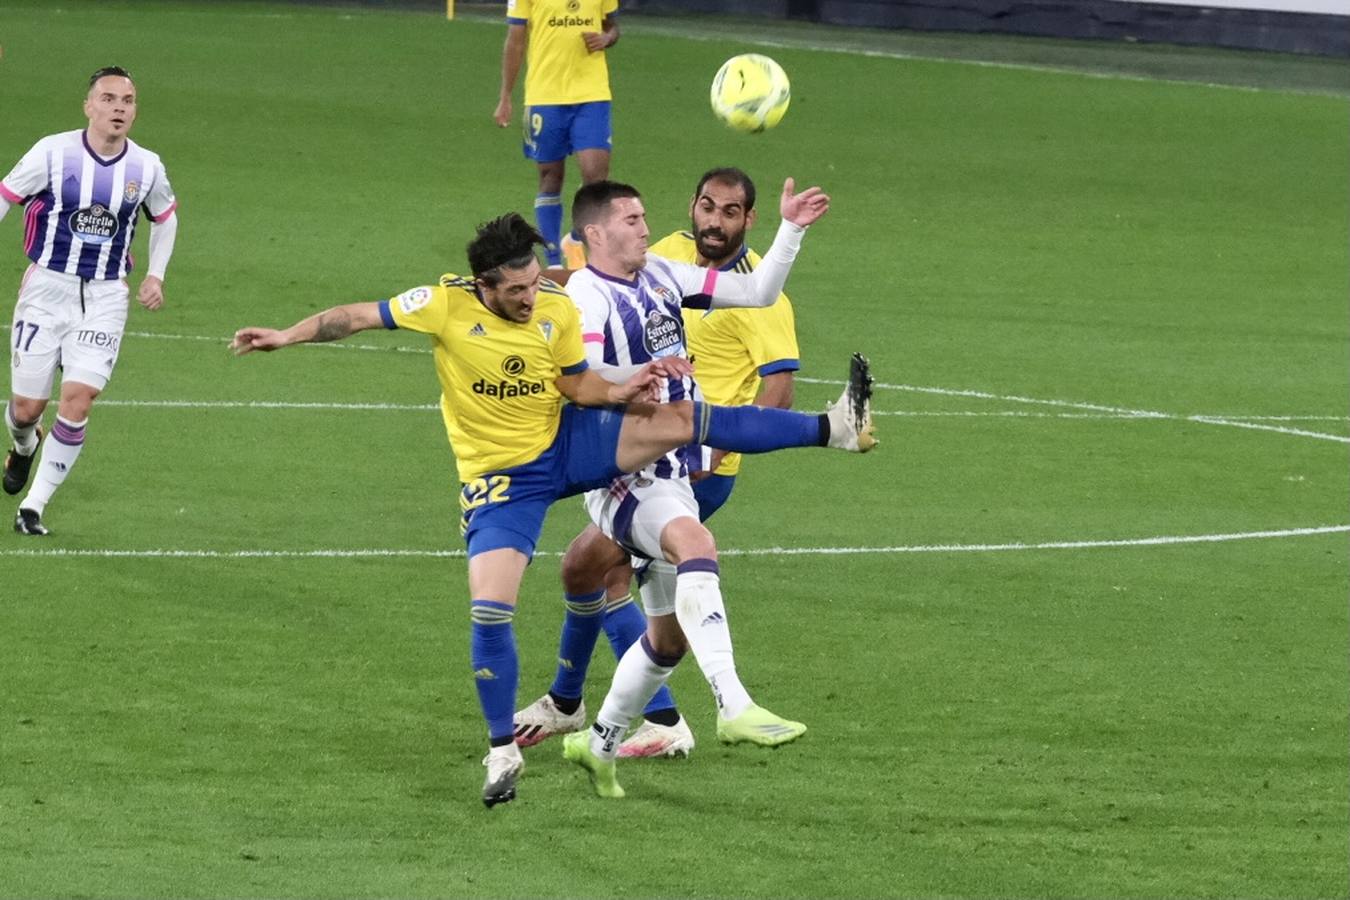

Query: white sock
4;403;39;455
590;635;678;761
22;415;86;515
672;563;753;720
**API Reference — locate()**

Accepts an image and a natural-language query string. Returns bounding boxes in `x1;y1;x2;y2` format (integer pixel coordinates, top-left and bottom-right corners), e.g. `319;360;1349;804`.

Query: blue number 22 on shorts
458;404;626;558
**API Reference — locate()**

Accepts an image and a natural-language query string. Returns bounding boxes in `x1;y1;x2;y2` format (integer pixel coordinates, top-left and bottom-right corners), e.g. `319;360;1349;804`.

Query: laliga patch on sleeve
397;286;433;314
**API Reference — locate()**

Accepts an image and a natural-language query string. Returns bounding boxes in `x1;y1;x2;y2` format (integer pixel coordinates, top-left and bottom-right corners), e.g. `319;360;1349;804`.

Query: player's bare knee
537;162;565;194
57;387;99;422
466;547;529;605
561;525;625;594
577;150;610;184
604;563;633;601
560;553;603;594
9;396;46;425
660;516;716;565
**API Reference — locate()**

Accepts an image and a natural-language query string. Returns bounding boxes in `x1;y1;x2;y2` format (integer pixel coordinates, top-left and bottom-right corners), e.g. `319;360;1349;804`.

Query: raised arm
230;302;386;354
694;178;830;310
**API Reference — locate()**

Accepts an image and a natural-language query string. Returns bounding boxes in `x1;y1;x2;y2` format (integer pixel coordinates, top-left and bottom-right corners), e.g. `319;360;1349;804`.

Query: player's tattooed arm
312;309;352;342
231;302;384;354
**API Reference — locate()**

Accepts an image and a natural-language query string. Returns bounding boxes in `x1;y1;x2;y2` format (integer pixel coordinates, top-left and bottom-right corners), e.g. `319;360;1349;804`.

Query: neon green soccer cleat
562;732;625;799
715;704;807;747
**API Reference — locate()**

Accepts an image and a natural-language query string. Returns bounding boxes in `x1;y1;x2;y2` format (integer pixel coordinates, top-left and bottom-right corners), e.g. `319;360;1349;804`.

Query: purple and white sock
591;634;683;761
673;558;753;720
22;415;86;514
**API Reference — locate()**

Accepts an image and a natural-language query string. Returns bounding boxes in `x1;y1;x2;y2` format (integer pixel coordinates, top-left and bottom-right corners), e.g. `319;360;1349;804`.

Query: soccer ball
710;54;791;133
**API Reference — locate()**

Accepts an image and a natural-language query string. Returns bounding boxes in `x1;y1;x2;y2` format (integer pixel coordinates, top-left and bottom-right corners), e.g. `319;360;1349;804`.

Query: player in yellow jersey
494;0;619;269
230;201;877;808
514;168;809;759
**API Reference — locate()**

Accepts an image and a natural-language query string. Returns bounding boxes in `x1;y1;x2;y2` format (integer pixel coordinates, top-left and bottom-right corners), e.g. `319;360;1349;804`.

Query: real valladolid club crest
123;181;140;203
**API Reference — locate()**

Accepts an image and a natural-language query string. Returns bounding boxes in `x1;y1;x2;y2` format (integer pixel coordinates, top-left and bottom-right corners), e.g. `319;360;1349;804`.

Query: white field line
452;14;1337;99
93;398;1349;425
798;377;1350;444
128;332;1350;441
872;410;1349;422
2;525;1346;560
1185;415;1350;443
147;331;429;355
221;10;1338;98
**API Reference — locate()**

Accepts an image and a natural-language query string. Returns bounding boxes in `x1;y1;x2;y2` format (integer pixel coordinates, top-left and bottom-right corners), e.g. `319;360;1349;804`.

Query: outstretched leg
615;353;875;474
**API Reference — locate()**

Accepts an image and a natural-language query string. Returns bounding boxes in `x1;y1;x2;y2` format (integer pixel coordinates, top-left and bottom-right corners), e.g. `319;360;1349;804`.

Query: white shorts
584;474;700;616
633;558;678;618
10;264;128;397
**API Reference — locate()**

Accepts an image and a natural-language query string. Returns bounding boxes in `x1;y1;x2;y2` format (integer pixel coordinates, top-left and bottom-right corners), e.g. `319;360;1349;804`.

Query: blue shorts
523;101;612;163
693;473;736;522
459;404;627;559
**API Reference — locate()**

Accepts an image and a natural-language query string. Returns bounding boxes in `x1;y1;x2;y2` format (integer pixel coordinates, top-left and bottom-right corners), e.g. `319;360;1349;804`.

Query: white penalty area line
4;525;1346;560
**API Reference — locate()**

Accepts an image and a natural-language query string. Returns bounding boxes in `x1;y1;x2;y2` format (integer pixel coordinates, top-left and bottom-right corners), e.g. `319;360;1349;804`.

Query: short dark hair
694;167;756;212
571;180;642;238
466;213;544;284
88;66;134;90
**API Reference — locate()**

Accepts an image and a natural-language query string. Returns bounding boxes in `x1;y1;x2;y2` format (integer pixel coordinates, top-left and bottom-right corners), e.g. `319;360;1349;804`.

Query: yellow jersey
507;0;619;106
649;231;801;477
381;275;587;483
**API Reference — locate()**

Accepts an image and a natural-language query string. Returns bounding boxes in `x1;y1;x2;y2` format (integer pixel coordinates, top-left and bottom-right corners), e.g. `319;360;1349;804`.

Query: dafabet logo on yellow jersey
473;355;545;397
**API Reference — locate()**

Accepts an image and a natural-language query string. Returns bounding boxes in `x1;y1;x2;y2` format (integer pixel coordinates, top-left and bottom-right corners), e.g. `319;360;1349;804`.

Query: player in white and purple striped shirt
1;66;179;535
543;179;872;797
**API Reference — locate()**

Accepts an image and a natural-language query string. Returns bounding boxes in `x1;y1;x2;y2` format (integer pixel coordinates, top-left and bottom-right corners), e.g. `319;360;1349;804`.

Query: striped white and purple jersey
567;255;721;480
1;129;176;281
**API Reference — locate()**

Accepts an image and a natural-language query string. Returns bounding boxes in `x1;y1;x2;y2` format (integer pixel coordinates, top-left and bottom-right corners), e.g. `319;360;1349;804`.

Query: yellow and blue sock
535;192;563;266
549;589;606;702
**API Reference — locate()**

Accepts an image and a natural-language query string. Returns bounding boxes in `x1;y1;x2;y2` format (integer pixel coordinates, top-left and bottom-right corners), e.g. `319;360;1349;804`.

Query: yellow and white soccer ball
710;54;791;133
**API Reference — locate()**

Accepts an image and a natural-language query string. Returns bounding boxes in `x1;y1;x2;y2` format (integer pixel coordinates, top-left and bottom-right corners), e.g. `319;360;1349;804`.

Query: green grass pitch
0;2;1346;896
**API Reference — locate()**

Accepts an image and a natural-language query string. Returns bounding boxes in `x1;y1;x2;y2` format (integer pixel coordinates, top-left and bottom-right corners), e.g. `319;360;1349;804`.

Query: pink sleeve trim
582;332;605;344
701;268;718;296
0;183;23;204
150;200;178;223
